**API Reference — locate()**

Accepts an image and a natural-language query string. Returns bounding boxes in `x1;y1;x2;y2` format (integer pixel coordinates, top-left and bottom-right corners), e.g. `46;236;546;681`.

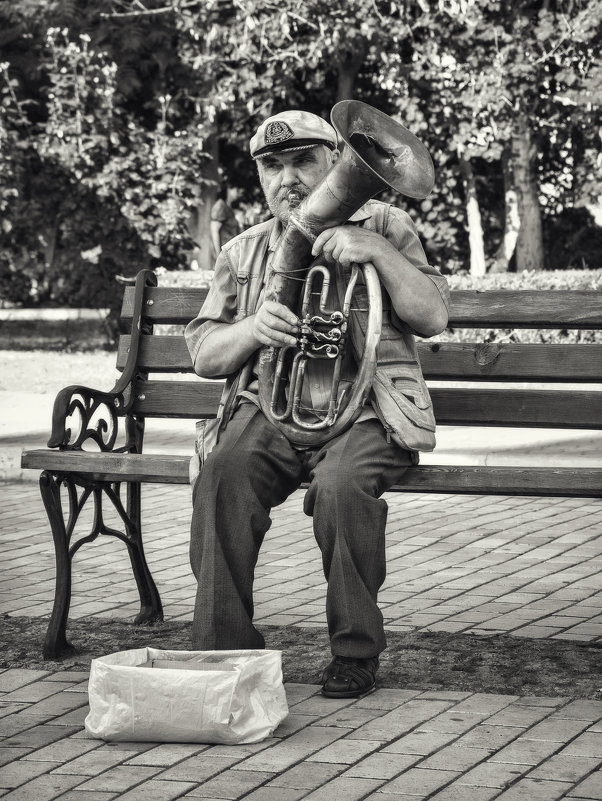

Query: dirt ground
2;615;601;699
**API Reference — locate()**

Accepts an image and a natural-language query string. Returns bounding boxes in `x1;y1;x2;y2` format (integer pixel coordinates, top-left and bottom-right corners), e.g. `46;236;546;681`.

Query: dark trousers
190;402;412;658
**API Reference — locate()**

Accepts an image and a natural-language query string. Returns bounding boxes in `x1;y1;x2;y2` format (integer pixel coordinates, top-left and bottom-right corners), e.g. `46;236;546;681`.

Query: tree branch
99;0;198;20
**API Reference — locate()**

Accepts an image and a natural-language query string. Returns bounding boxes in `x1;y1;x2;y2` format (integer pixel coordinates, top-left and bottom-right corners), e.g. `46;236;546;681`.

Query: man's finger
312;228;337;257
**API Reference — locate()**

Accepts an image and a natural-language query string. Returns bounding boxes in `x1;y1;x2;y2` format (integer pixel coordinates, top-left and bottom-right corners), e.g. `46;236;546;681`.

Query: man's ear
330;148;340;165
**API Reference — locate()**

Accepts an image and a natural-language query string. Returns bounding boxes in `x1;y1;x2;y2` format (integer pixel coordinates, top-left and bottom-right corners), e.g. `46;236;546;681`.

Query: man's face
256;145;338;225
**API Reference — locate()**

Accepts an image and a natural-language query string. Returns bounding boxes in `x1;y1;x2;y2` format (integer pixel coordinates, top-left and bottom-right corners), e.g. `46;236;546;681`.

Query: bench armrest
47;269;158;451
47;384;129;449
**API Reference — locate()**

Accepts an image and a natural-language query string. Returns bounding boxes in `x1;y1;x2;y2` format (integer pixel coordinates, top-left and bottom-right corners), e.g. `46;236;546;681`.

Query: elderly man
185;109;449;698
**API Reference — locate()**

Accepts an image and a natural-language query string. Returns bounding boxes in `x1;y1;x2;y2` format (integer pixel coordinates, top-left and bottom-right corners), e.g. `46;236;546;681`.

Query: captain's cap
250;110;338;159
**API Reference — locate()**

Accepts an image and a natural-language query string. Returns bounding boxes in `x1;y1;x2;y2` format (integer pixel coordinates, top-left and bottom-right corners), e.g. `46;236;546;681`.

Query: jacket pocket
372;365;436;452
189;418;220;490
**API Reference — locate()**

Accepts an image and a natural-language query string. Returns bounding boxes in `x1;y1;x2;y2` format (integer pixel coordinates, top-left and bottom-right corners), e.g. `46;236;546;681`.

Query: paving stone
50;792;117;801
1;684;76;705
0;706;30;722
317;706;390;729
456;760;528;788
285;685;321;706
158;754;255;783
527;754;602;782
44;672;89;684
113;780;199;801
382;767;460;796
0;752;30;770
235;726;345;773
555;701;602;721
428;787;501;801
452;725;525;751
1;726;80;750
306;736;385;765
266;762;343;789
492;778;573;800
161;769;275;799
418;711;487;735
345;752;420;779
48;793;117;801
419;746;492;772
562;732;602;757
74;765;161;792
383;730;458;756
449;695;518;716
20;737;100;763
272;714;322;737
302;775;384;800
0;759;58;790
51;746;143;776
0;716;47;739
567;770;602;799
212;788;305;801
287;696;356;716
364;794;426;801
354;690;422;710
352;700;455;741
483;704;551;728
488;737;562;765
0;674;50;694
125;743;208;767
0;772;85;800
43;706;89;727
523;717;592;743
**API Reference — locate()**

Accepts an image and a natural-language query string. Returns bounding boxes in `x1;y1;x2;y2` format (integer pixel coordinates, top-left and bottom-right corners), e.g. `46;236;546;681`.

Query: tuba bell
257;100;435;447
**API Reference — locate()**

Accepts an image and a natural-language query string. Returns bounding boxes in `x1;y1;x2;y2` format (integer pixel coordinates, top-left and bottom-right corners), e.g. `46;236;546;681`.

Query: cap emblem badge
264;121;294;145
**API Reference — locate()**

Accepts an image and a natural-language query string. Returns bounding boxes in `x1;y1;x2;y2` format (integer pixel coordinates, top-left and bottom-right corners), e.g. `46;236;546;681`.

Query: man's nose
280;164;300;186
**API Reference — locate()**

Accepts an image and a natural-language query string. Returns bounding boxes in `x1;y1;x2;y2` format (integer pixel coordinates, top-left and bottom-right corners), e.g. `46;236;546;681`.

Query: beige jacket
185;200;450;454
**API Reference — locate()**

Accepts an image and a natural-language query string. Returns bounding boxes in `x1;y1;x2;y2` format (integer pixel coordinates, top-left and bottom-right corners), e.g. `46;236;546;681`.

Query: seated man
185;109;449;698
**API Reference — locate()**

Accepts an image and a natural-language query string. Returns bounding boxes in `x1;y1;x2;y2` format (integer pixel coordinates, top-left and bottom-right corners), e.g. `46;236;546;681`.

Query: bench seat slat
21;449;602;497
121;287;602;328
117;335;602;382
21;450;192;484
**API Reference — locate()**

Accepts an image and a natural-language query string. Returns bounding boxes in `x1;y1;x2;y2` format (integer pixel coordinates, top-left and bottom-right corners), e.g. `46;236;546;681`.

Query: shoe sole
320;683;377;699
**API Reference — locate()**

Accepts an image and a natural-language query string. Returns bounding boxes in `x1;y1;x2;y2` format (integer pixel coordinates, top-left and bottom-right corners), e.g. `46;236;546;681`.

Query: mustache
280;187;309;204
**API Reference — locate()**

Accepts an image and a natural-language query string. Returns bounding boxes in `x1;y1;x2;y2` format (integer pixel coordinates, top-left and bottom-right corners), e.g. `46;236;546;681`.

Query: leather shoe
321;655;379;698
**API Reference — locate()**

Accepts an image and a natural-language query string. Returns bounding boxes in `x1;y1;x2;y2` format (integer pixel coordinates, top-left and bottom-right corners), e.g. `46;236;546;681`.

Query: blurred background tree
0;0;600;314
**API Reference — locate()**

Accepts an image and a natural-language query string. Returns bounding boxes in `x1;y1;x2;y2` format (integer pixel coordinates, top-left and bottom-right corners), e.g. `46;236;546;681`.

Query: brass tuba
257;100;435;447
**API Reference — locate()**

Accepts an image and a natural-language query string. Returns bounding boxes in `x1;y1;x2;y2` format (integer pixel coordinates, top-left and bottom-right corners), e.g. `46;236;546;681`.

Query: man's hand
252;300;299;348
312;226;397;268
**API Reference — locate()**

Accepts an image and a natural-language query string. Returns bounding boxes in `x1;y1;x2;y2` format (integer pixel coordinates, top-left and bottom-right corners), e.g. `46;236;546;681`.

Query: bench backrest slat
121;287;602;328
130;380;602;428
117;335;602;383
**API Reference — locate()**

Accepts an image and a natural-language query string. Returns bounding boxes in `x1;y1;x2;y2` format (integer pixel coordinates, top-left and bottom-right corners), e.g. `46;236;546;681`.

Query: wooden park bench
21;268;602;659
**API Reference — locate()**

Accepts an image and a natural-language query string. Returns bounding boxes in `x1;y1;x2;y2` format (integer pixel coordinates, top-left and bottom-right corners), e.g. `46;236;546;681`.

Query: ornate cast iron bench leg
123;481;163;626
39;471;163;660
40;471;76;659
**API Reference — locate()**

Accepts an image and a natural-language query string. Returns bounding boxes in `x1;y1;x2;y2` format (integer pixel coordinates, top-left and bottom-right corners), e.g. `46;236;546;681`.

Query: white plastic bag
85;648;288;744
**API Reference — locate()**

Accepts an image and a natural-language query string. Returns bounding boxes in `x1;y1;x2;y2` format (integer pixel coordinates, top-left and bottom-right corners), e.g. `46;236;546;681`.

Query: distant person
210;187;242;258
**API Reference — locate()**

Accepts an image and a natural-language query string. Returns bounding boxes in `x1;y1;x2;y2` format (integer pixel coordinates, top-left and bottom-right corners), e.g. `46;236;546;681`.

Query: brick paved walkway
1;480;601;799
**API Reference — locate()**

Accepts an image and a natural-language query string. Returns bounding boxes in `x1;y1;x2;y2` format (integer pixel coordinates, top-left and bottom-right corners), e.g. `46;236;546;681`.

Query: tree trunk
189;135;219;273
336;44;367;101
458;153;486;277
511;114;544;271
491;148;520;273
